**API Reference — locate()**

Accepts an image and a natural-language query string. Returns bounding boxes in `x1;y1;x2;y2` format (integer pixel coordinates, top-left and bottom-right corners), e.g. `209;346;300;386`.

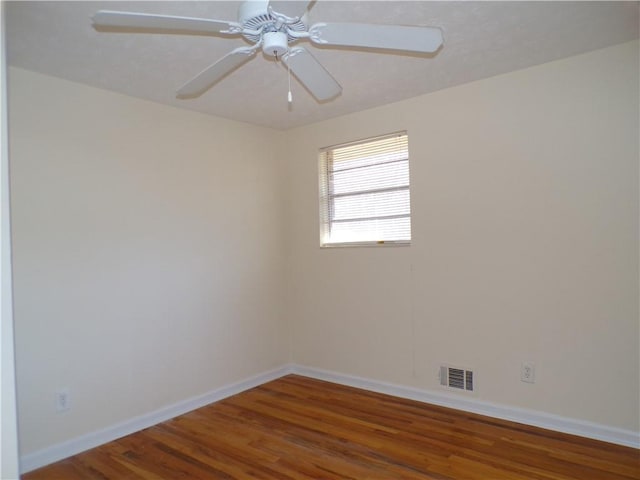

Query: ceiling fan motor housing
238;0;308;44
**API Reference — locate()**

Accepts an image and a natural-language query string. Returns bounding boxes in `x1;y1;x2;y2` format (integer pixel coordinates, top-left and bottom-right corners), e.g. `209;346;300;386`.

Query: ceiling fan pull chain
287;51;293;104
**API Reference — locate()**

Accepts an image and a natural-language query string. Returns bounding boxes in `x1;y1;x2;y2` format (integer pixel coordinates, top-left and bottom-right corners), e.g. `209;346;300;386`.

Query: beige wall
8;39;639;459
9;67;288;455
285;40;639;431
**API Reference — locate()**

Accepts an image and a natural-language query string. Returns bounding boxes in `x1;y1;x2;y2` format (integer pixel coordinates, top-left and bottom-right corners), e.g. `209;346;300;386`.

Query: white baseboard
21;362;638;474
20;364;295;474
291;364;640;449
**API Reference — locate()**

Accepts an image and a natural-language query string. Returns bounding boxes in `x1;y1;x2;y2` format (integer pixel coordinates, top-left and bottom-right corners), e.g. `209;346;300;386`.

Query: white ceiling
6;1;639;130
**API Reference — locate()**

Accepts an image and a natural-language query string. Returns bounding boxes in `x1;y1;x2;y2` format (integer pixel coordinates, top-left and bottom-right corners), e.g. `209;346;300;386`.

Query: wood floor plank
23;375;640;479
25;461;94;480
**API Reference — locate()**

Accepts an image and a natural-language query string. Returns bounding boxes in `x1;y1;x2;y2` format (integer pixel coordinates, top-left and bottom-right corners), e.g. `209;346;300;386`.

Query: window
319;132;411;247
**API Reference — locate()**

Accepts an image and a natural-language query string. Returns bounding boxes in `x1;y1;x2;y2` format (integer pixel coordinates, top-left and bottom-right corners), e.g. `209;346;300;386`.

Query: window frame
318;131;411;248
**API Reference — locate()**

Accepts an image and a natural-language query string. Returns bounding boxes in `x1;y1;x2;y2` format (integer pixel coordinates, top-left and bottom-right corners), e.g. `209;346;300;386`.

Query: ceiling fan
92;1;444;102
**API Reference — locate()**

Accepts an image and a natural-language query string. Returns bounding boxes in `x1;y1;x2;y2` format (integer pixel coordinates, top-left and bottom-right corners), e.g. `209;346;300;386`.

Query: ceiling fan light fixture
263;31;288;57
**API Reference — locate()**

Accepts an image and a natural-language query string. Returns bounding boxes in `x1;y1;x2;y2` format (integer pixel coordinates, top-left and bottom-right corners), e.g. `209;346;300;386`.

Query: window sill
320;241;411;248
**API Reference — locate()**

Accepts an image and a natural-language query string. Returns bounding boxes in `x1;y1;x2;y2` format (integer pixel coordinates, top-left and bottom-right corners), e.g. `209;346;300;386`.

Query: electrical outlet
521;362;535;384
55;388;71;413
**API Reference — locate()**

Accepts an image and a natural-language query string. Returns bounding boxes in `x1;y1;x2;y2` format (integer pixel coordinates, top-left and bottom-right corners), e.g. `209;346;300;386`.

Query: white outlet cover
521;362;536;384
55;388;71;412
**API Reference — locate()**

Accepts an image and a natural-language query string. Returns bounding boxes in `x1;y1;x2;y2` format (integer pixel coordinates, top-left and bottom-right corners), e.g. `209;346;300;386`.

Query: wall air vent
440;365;474;392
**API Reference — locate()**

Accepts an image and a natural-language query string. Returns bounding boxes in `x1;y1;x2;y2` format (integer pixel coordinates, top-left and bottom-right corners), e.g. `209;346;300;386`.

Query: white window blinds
319;132;411;246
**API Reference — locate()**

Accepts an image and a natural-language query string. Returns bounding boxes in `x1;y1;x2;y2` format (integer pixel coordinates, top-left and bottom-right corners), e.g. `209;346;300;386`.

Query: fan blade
92;10;243;35
282;47;341;102
268;1;311;20
308;23;443;53
177;47;257;98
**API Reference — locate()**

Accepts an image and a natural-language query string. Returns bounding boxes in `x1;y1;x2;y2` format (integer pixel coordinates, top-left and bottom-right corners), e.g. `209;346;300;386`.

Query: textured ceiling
6;1;639;130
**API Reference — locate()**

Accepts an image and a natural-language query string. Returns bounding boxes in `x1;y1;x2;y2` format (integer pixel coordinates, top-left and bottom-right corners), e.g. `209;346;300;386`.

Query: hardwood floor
24;375;639;479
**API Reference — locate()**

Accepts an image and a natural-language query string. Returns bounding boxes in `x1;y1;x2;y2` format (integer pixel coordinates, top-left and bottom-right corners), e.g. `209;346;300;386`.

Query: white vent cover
440;365;474;392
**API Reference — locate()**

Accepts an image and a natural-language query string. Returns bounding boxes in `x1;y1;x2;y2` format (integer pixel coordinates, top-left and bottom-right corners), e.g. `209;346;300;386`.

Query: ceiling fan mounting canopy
91;0;444;102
